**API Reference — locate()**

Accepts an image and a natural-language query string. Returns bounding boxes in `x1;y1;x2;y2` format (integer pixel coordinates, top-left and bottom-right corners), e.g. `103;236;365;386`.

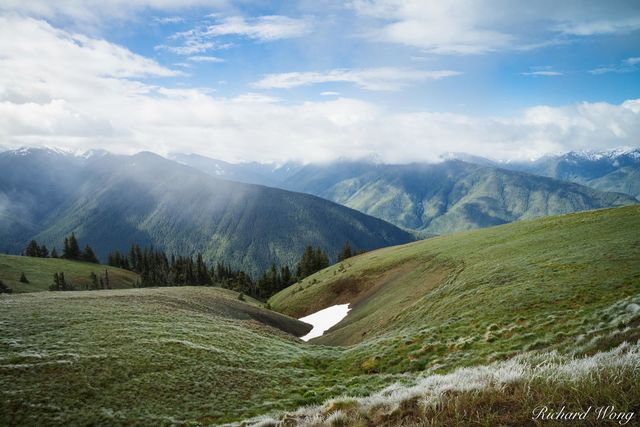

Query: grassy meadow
1;206;639;425
0;254;139;292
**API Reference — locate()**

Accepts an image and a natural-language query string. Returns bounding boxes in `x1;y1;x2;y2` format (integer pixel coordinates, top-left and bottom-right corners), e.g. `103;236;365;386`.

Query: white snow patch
299;303;351;342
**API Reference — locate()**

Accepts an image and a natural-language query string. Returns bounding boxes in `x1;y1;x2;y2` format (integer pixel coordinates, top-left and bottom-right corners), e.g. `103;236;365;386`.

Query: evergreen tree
104;270;110;289
19;272;29;283
90;272;99;290
50;272;61;291
39;245;49;258
82;244;99;264
63;233;81;260
50;247;59;258
25;240;40;257
338;240;352;262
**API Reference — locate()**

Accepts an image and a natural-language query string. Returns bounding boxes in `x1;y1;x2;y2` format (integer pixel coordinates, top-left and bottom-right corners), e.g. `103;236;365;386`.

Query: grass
250;341;640;426
0;287;399;425
2;206;640;425
0;254;139;292
270;205;640;373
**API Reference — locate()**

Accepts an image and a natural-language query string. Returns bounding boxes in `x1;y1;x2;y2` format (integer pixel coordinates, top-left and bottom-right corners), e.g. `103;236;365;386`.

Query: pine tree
338;240;352;262
25;240;40;257
90;272;99;290
50;272;60;291
50;247;59;258
39;245;49;258
104;270;110;289
63;233;81;260
82;245;99;264
19;272;29;283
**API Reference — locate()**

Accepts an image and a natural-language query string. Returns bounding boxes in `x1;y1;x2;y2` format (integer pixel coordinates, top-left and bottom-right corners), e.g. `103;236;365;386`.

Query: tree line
24;233;98;263
105;243;342;300
18;233;361;300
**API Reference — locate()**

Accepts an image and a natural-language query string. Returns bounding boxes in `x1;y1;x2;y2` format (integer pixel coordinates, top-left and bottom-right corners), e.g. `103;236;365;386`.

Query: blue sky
0;1;639;162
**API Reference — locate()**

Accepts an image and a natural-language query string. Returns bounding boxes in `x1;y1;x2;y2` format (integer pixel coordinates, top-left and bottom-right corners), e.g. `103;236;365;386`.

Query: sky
0;0;639;163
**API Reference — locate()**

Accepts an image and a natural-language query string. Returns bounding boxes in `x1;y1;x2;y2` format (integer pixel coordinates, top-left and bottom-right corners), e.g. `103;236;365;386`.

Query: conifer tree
19;272;29;283
338;240;352;262
90;272;99;290
82;245;99;264
50;247;59;258
39;245;49;258
25;240;40;257
63;233;81;260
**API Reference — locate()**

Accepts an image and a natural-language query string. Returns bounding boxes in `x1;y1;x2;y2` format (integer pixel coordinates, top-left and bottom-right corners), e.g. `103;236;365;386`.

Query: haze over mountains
174;148;639;234
0;148;413;274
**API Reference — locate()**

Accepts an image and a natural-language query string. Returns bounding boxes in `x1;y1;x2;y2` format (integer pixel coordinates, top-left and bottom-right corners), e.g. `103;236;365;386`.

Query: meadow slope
0;254;139;292
270;205;640;372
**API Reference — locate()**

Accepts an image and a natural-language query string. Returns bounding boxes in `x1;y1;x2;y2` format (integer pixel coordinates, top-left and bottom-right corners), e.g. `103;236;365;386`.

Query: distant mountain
275;160;637;234
0;149;413;275
503;148;640;199
169;153;303;187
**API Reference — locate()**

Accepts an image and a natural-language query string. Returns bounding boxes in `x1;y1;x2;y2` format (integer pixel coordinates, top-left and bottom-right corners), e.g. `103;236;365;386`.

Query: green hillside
270;205;640;371
279;160;637;233
0;254;139;293
2;207;639;425
0;149;414;275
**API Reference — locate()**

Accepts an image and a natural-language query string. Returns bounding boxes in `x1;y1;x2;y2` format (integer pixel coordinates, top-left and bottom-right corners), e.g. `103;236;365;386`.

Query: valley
2;206;639;425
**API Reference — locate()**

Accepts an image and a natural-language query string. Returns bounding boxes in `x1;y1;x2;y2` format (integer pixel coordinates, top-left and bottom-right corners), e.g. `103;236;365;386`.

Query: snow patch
299;304;351;342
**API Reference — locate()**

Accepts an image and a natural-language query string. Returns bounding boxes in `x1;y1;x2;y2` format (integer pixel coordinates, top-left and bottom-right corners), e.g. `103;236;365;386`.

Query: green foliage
62;233;81;261
337;240;352;262
18;272;28;283
24;240;49;258
49;272;73;291
296;246;330;280
81;244;99;264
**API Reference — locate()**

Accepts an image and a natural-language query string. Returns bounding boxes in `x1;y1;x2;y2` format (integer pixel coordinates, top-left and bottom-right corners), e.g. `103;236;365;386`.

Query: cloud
188;55;225;63
522;67;563;77
590;56;640;74
556;16;640;35
320;91;340;96
1;16;639;164
155;40;224;55
201;15;312;41
522;71;563;76
159;14;308;56
153;16;184;25
350;0;640;55
252;68;461;91
0;0;230;26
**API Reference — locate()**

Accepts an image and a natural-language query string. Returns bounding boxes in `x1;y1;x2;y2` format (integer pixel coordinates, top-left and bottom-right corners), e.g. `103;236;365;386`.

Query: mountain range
174;149;638;234
0;148;413;275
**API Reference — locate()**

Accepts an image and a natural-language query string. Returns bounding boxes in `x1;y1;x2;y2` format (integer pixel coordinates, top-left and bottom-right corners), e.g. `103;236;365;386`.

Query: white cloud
188;55;225;63
155;40;222;55
589;57;640;74
201;15;312;40
350;0;640;54
253;68;461;91
1;16;638;164
159;14;307;56
556;16;640;35
320;91;340;96
153;16;184;25
0;0;230;26
522;70;563;77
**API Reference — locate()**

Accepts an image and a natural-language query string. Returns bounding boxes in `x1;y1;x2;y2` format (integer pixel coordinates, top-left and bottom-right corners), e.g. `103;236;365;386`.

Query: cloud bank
0;15;638;164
